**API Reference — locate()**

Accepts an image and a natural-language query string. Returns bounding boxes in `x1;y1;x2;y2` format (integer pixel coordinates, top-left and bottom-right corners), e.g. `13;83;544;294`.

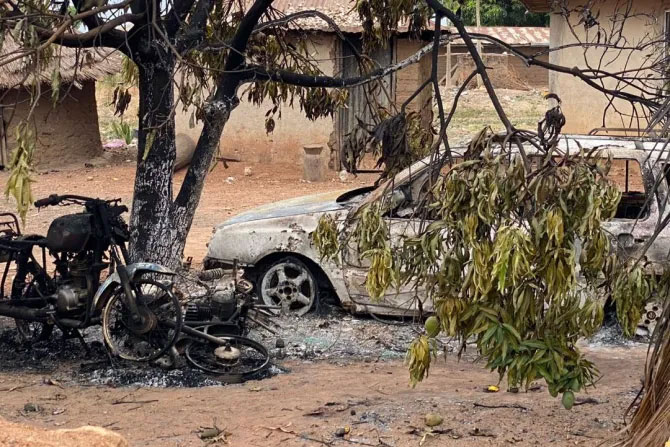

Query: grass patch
442;88;547;144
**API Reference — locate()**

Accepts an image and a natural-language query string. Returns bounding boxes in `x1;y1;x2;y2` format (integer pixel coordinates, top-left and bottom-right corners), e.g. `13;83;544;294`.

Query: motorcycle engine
57;285;89;312
56;255;91;312
185;282;238;322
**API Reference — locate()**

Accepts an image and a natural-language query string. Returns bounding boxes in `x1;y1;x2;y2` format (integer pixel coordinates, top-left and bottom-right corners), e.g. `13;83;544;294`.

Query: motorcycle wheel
13;270;53;342
184;331;270;382
15;319;53;343
102;278;183;362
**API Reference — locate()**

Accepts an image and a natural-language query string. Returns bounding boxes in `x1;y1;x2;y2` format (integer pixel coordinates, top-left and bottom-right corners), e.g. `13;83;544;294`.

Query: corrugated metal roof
459;26;550;46
269;0;549;46
270;0;366;33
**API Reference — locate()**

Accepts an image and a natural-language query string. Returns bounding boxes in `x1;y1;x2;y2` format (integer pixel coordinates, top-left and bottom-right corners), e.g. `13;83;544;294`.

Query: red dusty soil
0;160;653;447
0;417;128;447
0;346;646;447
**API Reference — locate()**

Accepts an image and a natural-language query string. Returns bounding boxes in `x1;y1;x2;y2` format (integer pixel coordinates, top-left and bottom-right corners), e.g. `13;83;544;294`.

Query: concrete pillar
303;144;325;182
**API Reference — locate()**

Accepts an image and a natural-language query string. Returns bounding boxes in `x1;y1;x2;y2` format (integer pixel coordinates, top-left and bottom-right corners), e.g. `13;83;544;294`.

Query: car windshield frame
355;142;669;218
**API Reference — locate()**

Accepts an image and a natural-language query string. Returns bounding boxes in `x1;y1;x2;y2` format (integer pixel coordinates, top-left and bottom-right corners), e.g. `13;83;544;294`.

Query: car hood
217;190;351;227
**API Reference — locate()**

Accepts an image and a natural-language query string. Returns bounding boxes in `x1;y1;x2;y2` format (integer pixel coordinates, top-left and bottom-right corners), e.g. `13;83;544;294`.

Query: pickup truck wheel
258;257;317;317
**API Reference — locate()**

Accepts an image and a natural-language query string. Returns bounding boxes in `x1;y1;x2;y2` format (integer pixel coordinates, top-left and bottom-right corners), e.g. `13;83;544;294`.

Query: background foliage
443;0;549;26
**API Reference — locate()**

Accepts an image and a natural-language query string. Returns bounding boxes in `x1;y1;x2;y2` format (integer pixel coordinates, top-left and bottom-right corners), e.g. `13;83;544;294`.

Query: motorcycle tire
101;278;183;362
15;319;53;343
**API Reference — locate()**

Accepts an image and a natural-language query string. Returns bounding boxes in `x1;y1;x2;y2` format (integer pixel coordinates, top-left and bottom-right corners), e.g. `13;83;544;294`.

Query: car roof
392;134;670;186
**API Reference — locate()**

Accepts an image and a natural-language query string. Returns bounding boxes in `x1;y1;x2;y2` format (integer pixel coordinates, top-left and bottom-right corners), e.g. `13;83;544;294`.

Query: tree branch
430;12;451;163
467;32;662;109
174;0;212;53
239;38;442;88
2;3;134;50
164;0;198;36
175;0;274;209
424;0;513;132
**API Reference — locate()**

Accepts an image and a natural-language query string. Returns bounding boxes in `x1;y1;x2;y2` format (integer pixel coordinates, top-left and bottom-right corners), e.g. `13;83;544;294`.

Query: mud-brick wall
0;81;103;168
175;33;338;166
440;45;548;89
397;40;549;98
509;48;549;88
395;38;433;113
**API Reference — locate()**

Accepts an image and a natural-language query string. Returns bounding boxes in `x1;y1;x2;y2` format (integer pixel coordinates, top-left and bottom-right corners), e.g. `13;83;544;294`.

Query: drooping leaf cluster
243;29;350;127
313;129;633;405
611;261;657;337
342;109;435;181
401;140;621;400
355;0;432;50
1;13;62;219
4;123;35;221
178;7;350;132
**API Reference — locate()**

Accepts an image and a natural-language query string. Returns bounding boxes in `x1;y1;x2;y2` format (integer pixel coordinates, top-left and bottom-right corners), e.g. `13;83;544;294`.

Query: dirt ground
0;126;654;447
0;345;647;447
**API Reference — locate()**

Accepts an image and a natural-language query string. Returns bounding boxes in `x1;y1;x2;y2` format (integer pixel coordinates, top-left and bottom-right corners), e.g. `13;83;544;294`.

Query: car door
340;215;426;316
339;168;439;316
601;154;669;266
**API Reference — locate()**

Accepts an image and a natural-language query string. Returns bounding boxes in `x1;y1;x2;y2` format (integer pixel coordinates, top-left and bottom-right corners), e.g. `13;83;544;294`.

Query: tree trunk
129;50;184;268
128;0;265;269
129;47;239;269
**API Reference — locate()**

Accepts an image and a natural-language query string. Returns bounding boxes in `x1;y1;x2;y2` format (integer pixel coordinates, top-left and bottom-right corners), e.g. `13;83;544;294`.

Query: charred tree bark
127;0;256;268
129;57;237;268
129;45;183;268
128;0;269;269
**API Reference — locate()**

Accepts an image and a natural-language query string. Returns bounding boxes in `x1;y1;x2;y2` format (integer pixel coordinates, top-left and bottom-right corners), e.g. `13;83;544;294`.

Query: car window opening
383;154;650;221
610;159;648;220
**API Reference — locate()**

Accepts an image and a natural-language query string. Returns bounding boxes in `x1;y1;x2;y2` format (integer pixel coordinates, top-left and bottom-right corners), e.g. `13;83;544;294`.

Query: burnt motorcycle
0;194;183;362
177;268;277;382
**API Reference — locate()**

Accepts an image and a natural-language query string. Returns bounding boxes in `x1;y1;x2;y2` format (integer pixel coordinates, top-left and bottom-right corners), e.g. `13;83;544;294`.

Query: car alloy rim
636;301;662;337
261;262;315;316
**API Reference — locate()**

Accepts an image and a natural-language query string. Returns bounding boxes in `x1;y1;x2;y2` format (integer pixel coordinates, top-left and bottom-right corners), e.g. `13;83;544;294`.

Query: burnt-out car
204;136;667;333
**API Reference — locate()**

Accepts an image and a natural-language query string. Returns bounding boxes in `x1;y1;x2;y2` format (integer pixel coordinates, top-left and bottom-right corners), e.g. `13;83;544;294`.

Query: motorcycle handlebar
34;194;122;209
34;194;60;208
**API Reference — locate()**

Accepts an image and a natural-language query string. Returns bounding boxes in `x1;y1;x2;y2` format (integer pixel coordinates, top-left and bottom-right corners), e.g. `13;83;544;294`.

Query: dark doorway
337;35;395;170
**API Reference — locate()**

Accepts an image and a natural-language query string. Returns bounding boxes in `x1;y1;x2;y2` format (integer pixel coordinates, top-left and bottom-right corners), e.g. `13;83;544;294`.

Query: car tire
256;256;318;317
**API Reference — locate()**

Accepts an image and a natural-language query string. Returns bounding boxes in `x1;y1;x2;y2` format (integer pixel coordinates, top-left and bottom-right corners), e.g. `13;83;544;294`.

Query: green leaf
481;324;498;345
503;323;521;342
143;130;157;161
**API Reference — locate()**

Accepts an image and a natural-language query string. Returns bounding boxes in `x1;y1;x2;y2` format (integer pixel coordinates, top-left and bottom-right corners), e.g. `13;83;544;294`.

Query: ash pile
0;267;420;388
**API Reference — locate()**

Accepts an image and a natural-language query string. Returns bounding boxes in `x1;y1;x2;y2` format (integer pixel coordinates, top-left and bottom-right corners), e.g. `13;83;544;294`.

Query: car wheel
258;257;317;316
636;300;663;337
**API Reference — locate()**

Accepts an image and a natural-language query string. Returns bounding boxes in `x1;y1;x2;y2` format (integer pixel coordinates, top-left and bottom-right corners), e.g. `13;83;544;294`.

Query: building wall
0;80;102;168
548;0;668;134
440;45;549;88
509;48;550;88
175;34;338;166
396;38;433;113
174;33;550;167
397;39;549;96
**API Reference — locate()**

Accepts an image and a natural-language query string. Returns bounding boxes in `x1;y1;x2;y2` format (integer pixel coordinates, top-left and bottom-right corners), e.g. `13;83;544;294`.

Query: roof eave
518;0;552;13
